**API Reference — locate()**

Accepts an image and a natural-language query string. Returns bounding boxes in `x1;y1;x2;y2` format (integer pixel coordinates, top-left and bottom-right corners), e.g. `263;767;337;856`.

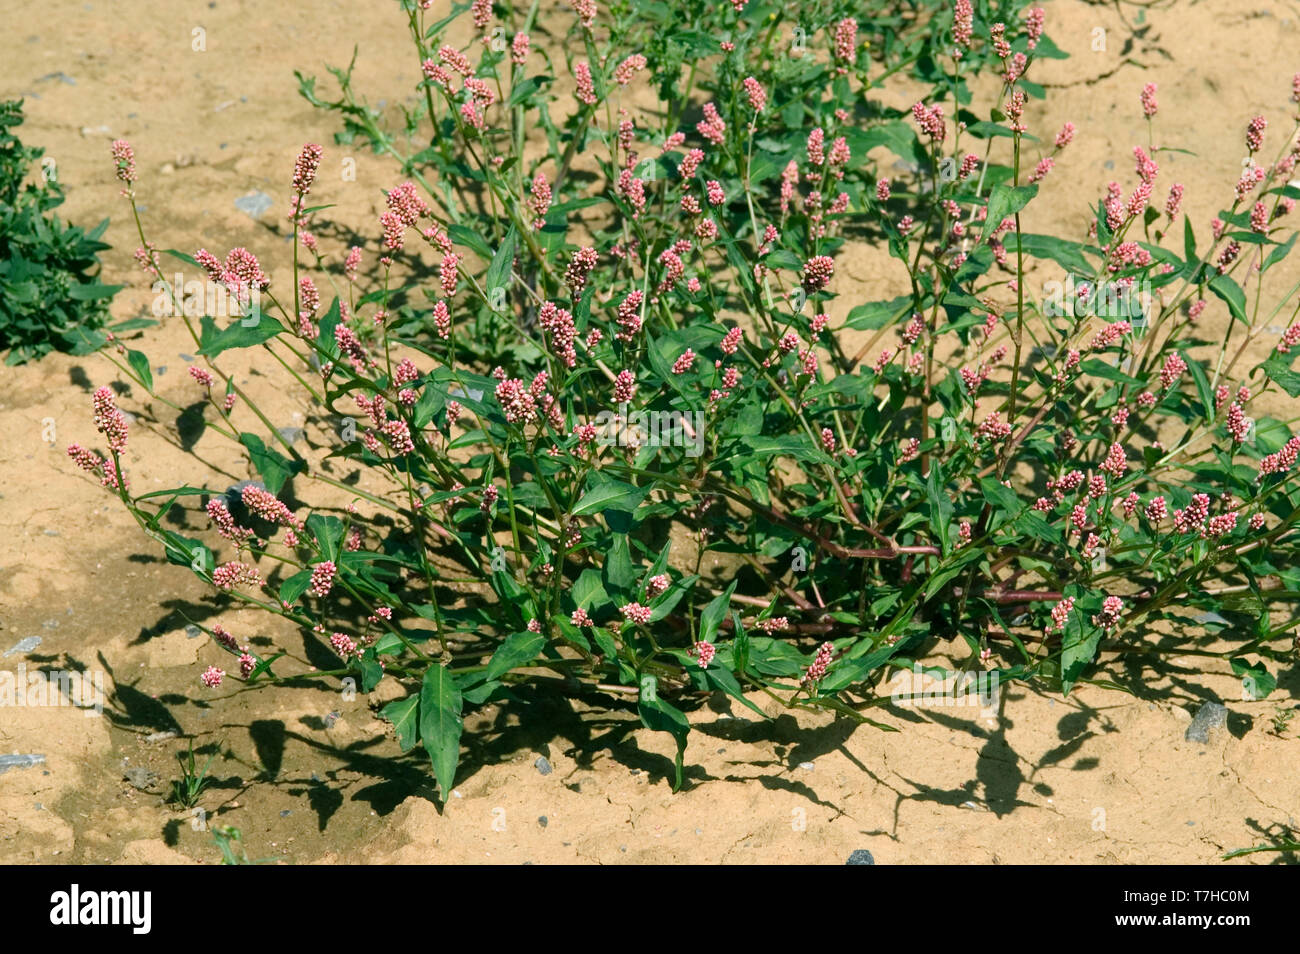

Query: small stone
845;849;876;866
278;427;305;446
798;761;815;770
234;191;273;219
0;754;46;775
184;625;201;639
534;756;553;776
280;810;292;818
42;619;58;630
538;816;548;828
324;711;341;728
123;766;159;790
3;636;41;657
43;529;59;536
1185;702;1228;743
179;353;195;361
144;730;178;744
155;365;167;375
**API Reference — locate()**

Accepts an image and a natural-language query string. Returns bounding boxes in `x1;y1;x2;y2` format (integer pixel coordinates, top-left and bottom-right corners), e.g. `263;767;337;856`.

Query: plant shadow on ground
89;610;1298;849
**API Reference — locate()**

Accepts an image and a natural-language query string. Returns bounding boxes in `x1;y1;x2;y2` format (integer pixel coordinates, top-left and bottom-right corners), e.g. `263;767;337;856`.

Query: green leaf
483;630;547;681
701;663;767;718
1061;611;1101;695
419;665;464;799
161;531;211;578
1209;274;1247;325
1187;355;1214;423
602;534;636;593
699;581;736;644
381;695;420;752
446;223;492;259
239;433;302;495
923;550;981;600
485;225;517;299
1263;232;1297;273
926;461;953;552
279;569;312;606
65;281;123;301
506;75;546;108
359;650;385;692
1183;216;1196;263
572;568;608;609
637;681;689;791
1005;233;1096;274
572;478;649;516
197;313;284;358
1261;352;1300;397
844;295;911;331
306;513;345;562
244;652;285;684
979;477;1021;517
981;184;1038;241
126;349;153;392
1230;658;1275;700
163;249;201;267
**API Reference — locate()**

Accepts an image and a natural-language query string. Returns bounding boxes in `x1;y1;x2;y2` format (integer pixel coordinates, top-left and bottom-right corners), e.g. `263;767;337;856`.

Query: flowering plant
73;0;1300;795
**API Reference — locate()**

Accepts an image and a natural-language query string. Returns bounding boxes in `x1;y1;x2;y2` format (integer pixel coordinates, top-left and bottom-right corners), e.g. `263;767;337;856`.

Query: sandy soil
0;0;1297;865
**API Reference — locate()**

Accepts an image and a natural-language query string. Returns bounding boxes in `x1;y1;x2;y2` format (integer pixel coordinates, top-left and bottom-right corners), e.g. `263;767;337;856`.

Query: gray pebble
534;756;553;776
1185;701;1228;743
42;619;58;630
155;366;167;376
846;849;876;865
324;711;341;728
280;809;292;817
144;731;177;744
538;816;548;828
278;426;305;445
3;636;41;658
185;625;201;639
123;766;159;790
234;191;273;219
179;353;195;361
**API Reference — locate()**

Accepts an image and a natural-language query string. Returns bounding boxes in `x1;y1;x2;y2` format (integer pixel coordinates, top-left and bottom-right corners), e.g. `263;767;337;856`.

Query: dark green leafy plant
0;99;121;364
69;1;1300;799
167;738;220;810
